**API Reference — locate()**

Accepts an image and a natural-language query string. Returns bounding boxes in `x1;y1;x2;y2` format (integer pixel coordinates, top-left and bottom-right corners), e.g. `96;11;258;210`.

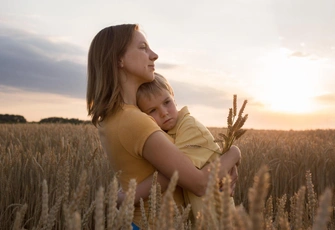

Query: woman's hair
87;24;139;126
136;72;174;103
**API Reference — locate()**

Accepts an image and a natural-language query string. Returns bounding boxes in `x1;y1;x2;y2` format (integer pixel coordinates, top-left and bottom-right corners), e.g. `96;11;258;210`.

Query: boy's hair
137;73;174;102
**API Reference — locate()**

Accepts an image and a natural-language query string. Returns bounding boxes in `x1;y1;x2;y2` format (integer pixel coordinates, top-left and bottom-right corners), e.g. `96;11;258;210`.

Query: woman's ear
118;60;124;68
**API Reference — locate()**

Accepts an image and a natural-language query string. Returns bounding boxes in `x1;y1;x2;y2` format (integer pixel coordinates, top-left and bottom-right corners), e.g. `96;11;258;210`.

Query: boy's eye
149;109;156;114
164;100;170;105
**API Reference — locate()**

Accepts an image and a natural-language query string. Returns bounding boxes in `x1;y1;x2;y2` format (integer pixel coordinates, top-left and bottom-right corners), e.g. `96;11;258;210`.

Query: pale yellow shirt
167;106;221;168
167;106;234;220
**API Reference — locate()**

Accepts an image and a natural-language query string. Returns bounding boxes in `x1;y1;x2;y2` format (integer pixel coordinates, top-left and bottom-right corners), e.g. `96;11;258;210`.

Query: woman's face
120;30;158;84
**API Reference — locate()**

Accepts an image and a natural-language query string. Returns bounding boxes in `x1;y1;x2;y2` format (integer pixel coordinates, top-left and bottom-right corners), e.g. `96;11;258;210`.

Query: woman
86;24;241;228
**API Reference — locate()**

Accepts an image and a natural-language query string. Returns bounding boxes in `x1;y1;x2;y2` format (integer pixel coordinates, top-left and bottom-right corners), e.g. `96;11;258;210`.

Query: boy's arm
172;113;222;169
117;172;170;207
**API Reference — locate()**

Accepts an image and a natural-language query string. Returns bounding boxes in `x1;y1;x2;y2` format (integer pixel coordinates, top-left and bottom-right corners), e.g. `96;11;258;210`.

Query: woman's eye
164;100;170;105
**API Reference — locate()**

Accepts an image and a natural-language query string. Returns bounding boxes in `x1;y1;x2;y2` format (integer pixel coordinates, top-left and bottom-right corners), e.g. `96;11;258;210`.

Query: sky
0;0;335;130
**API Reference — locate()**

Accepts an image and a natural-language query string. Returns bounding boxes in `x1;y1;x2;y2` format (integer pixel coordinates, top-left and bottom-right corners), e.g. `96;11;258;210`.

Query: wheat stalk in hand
215;95;248;154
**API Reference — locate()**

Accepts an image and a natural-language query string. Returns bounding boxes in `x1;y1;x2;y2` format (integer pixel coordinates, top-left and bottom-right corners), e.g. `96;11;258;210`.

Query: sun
255;48;322;114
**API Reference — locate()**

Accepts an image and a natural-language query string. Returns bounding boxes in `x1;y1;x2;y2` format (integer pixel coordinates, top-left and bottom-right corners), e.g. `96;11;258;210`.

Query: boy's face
138;89;178;131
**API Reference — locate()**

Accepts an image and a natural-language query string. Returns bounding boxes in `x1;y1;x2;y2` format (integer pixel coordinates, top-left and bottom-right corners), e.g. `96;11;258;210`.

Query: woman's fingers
229;165;238;196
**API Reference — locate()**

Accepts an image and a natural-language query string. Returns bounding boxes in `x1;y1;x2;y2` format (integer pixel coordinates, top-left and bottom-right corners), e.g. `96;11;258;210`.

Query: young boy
129;73;237;221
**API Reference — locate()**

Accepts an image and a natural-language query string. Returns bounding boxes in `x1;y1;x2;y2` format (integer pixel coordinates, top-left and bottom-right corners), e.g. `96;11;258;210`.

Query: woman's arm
117;172;170;207
142;131;241;197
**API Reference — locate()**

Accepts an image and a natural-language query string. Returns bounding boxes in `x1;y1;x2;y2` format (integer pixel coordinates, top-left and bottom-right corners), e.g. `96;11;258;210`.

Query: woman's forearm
143;132;241;197
201;145;241;183
129;172;170;205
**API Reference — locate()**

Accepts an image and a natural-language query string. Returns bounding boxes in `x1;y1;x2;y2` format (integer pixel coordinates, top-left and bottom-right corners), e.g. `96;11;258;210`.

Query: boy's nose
160;109;168;117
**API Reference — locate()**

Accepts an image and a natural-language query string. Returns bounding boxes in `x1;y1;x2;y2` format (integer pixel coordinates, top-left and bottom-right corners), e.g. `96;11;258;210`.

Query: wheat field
1;124;335;229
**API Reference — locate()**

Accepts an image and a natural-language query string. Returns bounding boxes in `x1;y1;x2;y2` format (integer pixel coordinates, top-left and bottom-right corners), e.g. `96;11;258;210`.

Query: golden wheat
306;170;317;225
1;124;335;229
12;203;27;230
312;188;333;230
107;176;119;230
248;165;270;230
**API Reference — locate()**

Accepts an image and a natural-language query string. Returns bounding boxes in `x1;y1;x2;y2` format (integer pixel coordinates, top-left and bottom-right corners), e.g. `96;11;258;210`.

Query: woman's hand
117;189;125;208
229;165;238;196
218;165;238;196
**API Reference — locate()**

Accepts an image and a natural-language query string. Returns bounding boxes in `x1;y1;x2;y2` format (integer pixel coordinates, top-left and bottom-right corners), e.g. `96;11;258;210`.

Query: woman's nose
150;49;158;61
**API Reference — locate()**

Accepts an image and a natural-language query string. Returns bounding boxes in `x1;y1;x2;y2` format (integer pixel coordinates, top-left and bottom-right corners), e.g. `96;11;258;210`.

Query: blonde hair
87;24;139;126
136;73;174;103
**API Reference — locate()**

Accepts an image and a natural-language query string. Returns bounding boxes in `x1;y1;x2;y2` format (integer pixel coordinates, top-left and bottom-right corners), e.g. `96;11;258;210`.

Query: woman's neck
120;77;140;105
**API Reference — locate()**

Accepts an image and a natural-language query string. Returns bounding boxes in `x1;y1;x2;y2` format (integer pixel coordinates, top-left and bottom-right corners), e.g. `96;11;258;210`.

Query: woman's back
98;104;185;226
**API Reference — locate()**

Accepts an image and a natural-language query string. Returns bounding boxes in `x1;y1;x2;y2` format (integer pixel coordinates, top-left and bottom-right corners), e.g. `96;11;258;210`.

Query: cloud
0;26;237;111
169;79;233;109
156;62;178;69
0;27;86;99
289;51;310;58
314;93;335;104
288;51;323;61
0;85;88;121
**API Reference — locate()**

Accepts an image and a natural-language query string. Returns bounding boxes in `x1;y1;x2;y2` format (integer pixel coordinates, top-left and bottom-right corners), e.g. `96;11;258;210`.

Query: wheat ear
149;171;158;222
248;165;270;230
197;161;218;229
123;179;136;229
69;170;88;214
232;204;252;230
312;188;333;230
173;203;182;229
12;203;28;230
62;161;70;204
195;211;204;230
140;198;149;230
264;196;273;230
290;194;296;228
46;195;63;230
293;186;306;230
72;211;82;230
306;170;317;225
221;176;233;230
213;159;223;225
156;171;178;230
114;179;136;229
274;194;287;228
94;186;105;230
180;204;192;227
278;217;291;230
62;204;71;230
38;179;49;229
82;201;95;229
107;176;119;230
156;182;162;215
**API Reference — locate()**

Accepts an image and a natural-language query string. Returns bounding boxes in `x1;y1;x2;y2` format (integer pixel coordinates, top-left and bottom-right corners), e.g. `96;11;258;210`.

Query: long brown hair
87;24;139;126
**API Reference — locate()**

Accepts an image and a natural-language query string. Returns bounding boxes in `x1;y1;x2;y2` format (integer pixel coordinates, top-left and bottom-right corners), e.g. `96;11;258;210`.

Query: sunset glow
255;48;323;114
